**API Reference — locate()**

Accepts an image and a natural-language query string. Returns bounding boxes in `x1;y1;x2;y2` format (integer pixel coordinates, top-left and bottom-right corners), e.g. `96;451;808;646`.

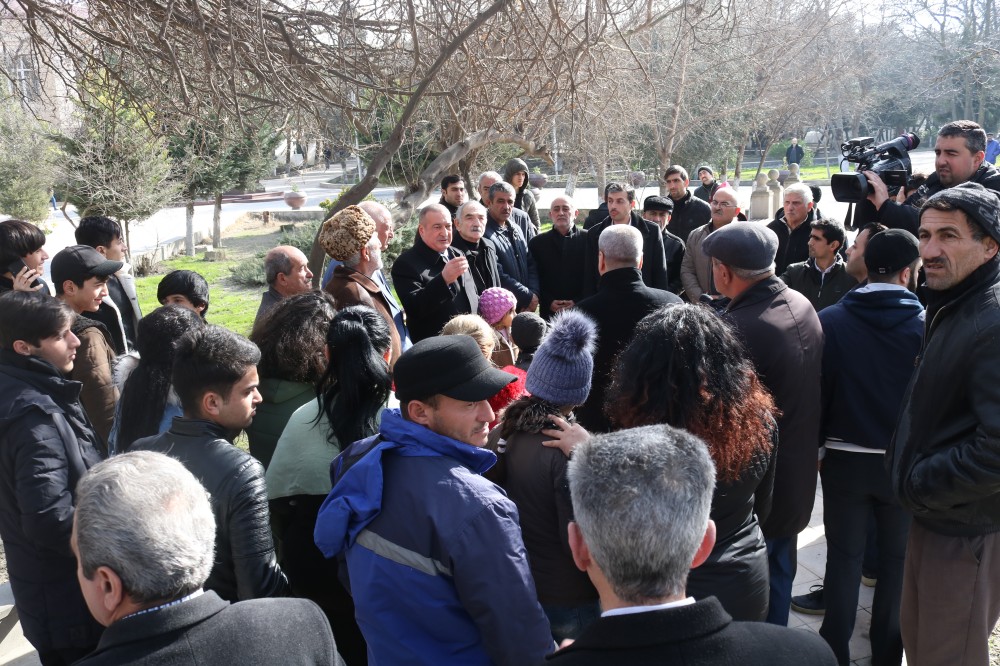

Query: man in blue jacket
315;334;555;665
806;229;924;666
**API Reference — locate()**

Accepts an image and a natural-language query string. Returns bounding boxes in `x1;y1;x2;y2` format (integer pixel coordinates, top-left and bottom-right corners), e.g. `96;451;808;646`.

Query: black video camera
830;133;921;203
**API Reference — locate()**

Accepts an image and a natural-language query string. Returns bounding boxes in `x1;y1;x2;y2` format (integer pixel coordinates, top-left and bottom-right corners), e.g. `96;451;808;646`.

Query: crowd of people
0;118;999;666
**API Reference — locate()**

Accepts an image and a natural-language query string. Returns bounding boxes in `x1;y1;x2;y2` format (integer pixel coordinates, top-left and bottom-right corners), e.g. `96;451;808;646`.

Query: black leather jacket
131;418;290;600
889;258;1000;536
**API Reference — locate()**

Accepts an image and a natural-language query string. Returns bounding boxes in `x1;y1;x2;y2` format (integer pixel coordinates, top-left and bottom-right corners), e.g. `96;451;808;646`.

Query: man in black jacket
484;182;539;311
131;325;289;602
582;182;668;298
392;204;479;341
664;165;711;242
438;174;467;221
705;222;823;627
888;184;1000;665
642;195;685;295
768;182;817;275
576;225;680;433
529;194;587;319
450;200;500;293
72;451;342;665
546;424;836;666
862;120;1000;234
0;292;104;665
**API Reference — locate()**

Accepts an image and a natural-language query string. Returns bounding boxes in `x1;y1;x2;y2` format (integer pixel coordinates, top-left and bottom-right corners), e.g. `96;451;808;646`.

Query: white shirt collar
601;597;695;618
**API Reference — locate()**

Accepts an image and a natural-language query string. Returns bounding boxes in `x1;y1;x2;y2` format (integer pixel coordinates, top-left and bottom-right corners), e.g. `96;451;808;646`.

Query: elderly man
643;195;684;295
72;452;342;664
681;185;742;303
439;174;468;220
315;335;555;665
254;245;313;327
391;204;479;341
547;424;836;665
781;219;858;311
888;184;1000;665
768;183;816;275
576;225;680;433
582;182;668;297
704;222;823;626
529;194;588;319
321;205;403;366
450;200;501;293
664;165;712;243
131;326;289;602
484;181;539;312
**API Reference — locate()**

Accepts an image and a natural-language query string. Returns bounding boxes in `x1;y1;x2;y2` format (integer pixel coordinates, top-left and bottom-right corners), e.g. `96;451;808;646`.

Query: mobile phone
7;259;40;288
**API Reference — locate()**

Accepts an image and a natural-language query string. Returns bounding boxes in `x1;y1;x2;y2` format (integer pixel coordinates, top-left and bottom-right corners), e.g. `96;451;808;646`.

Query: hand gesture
441;256;468;284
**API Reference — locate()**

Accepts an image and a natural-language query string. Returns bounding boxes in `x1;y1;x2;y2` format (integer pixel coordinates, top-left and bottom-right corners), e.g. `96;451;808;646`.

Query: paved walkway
0;474;883;665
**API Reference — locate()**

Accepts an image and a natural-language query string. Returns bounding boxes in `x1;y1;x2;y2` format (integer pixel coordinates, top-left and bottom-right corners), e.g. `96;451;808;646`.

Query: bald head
358;201;394;250
709;187;740;227
265;245;313;296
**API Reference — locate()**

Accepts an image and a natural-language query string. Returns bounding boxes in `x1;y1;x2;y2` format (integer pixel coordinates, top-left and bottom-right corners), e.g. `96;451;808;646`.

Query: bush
0;102;59;223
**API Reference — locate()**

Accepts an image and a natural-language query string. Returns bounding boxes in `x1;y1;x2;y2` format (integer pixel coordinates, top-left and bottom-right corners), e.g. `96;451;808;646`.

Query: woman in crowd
0;219;50;296
247;291;336;469
157;269;210;318
486;310;600;641
604;304;778;622
441;313;525;427
113;305;205;453
477;286;518;368
266;305;393;666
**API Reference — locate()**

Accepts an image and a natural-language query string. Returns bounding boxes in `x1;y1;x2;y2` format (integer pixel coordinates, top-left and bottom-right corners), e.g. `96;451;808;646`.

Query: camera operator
864;121;1000;235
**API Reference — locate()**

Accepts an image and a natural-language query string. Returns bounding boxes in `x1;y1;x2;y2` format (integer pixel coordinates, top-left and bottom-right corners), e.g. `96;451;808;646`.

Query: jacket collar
332;264;380;294
925;254;1000;329
726;275;787;312
411;233;454;261
0;347;82;403
92;591;228;654
598;266;645;290
167;417;231;440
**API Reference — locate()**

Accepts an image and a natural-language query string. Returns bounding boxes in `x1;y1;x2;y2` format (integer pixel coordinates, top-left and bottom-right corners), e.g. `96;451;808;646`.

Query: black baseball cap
864;229;920;276
51;245;123;287
393;335;516;402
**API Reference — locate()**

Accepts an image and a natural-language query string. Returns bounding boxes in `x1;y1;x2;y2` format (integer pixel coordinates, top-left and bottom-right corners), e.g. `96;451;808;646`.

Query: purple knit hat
478;287;517;326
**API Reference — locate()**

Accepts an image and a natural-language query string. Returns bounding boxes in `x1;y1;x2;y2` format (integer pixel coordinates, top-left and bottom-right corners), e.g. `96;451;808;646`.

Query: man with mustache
450;200;501;294
888;183;1000;665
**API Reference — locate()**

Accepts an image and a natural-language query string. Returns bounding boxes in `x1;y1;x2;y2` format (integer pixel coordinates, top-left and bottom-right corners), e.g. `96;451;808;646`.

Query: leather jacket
889;258;1000;536
131;418;290;600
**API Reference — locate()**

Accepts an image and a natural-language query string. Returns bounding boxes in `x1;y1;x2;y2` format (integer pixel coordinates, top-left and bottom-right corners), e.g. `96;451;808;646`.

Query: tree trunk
733;131;749;186
307;0;513;284
185;201;195;256
213;192;223;248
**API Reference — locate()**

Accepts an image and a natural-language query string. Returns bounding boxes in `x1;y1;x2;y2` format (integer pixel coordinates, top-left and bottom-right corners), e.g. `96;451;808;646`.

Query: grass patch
135;253;262;337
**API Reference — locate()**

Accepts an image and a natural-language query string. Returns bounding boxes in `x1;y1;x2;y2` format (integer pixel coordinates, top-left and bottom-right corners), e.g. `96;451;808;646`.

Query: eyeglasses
710;200;735;208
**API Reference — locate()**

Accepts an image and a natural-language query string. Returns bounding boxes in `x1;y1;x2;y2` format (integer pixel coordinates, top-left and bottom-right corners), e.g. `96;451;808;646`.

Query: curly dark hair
605;304;777;484
250;291;336;383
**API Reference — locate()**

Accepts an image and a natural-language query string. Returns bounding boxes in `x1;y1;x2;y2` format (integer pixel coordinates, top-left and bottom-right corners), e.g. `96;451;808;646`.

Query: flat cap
643;195;674;212
319;205;376;261
701;222;779;271
920;182;1000;245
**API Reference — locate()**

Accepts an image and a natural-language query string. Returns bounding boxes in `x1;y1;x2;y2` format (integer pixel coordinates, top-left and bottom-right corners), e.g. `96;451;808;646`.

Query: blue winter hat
525;310;597;406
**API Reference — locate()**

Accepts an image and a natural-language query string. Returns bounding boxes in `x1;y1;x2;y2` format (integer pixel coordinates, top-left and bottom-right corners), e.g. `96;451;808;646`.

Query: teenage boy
0;291;105;664
131;325;289;602
75;216;141;354
52;245;123;452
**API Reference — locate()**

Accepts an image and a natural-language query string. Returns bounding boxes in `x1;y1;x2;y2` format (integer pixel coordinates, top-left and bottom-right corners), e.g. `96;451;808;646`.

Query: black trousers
819;449;910;666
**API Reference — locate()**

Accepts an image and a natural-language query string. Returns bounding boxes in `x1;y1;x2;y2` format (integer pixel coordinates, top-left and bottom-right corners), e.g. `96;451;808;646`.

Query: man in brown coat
320;206;402;366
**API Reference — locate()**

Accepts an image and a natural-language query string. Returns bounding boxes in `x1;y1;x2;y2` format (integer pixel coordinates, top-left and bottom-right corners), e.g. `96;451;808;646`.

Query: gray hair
342;231;381;269
730;264;775;280
358;201;392;229
419;203;451;225
488;181;516;201
457;200;486;220
264;247;293;285
478;170;502;188
569;425;716;604
783;182;813;205
598;224;643;266
75;451;216;604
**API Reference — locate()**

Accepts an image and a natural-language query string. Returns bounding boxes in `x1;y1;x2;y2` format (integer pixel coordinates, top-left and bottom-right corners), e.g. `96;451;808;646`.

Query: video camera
830;133;921;203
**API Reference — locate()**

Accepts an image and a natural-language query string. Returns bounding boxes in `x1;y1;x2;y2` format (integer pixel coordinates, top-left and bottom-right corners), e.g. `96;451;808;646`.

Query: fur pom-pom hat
525;309;597;406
